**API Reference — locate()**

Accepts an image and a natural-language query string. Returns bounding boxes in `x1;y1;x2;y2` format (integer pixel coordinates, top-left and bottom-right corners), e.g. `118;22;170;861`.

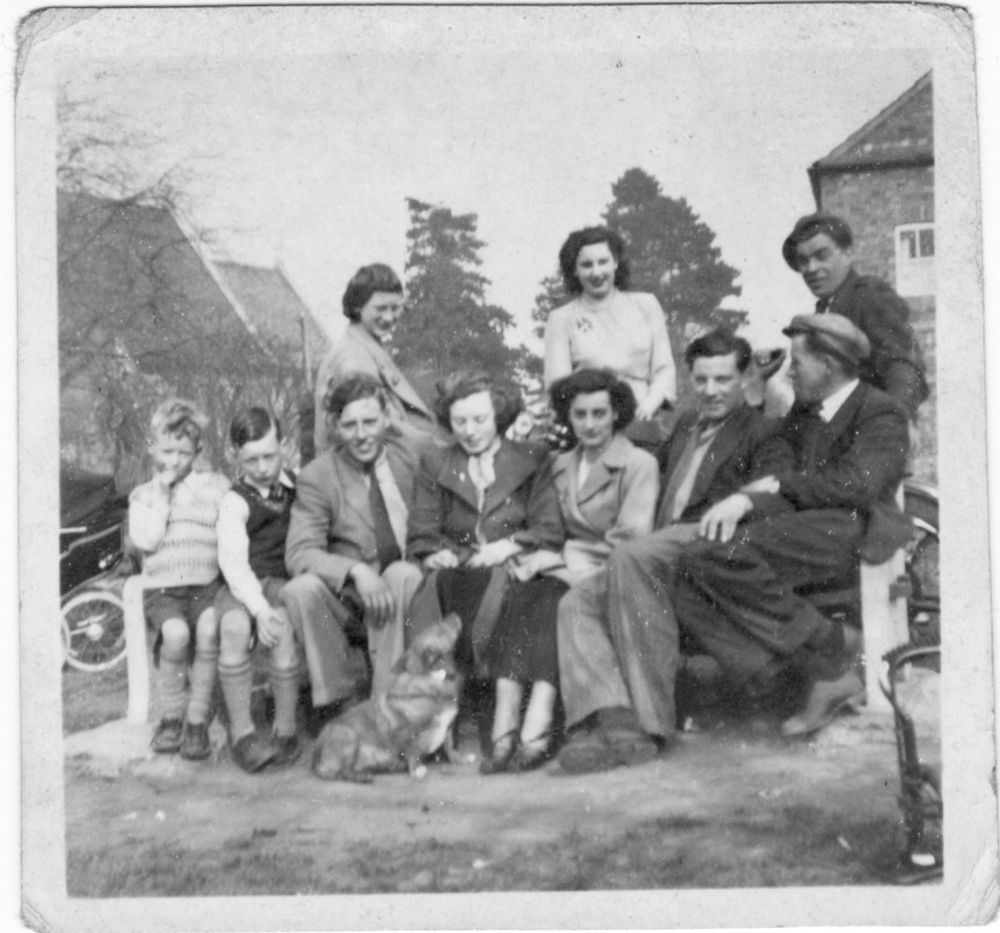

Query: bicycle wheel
61;589;126;672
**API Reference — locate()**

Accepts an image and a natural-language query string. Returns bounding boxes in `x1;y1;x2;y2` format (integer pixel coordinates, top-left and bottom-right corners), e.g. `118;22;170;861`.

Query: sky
49;5;941;358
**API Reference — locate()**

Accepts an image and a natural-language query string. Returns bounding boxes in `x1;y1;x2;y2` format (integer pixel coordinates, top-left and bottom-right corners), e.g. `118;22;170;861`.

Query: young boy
128;398;231;759
215;408;302;772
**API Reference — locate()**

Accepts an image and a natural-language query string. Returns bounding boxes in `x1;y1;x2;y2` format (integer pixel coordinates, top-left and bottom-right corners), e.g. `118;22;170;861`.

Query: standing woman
407;372;566;774
313;263;436;456
544;227;677;448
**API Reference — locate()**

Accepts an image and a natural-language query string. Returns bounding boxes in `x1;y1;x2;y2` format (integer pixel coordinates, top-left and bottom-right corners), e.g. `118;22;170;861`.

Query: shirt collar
241;470;293;498
818;379;860;422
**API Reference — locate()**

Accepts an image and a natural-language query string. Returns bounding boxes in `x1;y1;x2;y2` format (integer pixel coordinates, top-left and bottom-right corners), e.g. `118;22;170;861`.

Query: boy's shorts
214;576;288;649
145;579;221;664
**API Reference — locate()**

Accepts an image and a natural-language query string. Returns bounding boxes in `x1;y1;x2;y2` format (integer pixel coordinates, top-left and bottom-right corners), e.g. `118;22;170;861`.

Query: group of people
128;210;928;776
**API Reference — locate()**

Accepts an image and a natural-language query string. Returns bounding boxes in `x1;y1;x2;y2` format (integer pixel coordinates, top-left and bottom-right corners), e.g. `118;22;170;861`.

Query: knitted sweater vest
142;471;230;586
232;477;296;581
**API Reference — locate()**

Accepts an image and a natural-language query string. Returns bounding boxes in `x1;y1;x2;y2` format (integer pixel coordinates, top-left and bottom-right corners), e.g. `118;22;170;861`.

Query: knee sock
218;658;254;741
187;644;219;725
158;648;188;721
269;659;300;738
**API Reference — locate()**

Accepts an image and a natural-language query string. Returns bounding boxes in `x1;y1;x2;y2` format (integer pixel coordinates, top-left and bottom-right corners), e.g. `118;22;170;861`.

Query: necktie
796;403;825;471
366;466;402;569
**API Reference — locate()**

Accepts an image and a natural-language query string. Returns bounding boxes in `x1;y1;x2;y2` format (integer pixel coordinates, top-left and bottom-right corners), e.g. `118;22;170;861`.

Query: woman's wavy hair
557;226;631;295
549;368;637;438
342;263;403;321
433;370;523;436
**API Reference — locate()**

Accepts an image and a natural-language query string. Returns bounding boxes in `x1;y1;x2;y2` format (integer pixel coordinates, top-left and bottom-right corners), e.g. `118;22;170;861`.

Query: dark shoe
179;721;211;760
509;729;556;773
558;724;617;774
150;717;183;753
598;707;658;767
479;730;518;775
271;733;303;767
230;731;276;773
781;669;865;738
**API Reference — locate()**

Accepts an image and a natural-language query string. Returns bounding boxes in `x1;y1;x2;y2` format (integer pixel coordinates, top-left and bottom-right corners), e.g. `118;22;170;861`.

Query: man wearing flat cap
670;313;911;737
783;212;929;421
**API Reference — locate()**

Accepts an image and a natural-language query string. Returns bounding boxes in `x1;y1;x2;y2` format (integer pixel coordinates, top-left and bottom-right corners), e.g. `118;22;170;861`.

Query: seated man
284;375;424;727
674;313;911;737
557;329;793;773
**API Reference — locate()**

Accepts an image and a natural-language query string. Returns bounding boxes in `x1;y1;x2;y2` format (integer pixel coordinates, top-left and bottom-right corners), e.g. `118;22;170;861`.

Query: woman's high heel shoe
509;729;556;772
479;729;519;775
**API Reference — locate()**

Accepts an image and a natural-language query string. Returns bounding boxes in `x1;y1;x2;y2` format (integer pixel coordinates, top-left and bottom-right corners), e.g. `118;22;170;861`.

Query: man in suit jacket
674;313;910;737
558;329;792;773
782;212;929;420
286;375;424;722
313;263;436;456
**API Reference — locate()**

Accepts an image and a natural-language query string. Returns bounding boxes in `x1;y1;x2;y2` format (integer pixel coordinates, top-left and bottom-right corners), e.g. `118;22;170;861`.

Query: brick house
806;70;935;481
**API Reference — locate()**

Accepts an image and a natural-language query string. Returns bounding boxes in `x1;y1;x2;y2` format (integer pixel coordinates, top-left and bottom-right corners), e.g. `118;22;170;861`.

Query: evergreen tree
393;198;536;388
604;168;746;346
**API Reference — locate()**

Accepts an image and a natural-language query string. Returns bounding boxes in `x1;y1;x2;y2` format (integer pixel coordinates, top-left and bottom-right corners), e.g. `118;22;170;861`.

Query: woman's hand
634;397;661;422
424;549;460;571
465;538;522;569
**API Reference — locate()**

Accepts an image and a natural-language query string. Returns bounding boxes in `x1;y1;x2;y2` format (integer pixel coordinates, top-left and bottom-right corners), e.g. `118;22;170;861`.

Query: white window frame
894;222;934;297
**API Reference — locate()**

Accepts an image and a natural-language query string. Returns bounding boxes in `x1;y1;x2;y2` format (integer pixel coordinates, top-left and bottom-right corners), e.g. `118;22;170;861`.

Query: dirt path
63;713;917;895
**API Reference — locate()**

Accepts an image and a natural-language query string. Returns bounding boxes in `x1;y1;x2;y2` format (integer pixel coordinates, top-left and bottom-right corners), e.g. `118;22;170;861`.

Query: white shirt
819;379;861;423
216;470;294;619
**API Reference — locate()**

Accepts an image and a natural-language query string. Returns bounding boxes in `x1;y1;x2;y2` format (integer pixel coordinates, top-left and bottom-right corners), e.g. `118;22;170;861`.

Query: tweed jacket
313;323;436;454
819;268;929;418
407;438;565;564
551;433;659;578
285;432;419;593
754;381;911;562
656;404;793;525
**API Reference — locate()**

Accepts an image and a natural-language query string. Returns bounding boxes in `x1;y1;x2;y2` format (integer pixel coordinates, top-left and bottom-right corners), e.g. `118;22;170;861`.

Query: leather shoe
558;725;617;774
479;730;518;775
781;669;864;738
179;720;212;760
271;733;302;767
598;707;659;767
230;731;276;773
150;717;183;753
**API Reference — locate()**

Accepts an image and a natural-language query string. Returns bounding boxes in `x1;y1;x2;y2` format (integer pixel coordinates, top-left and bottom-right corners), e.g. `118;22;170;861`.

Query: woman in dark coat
407;371;566;773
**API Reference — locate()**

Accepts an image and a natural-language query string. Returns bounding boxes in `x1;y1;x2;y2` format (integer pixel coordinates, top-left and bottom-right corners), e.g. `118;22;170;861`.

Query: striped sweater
129;469;231;586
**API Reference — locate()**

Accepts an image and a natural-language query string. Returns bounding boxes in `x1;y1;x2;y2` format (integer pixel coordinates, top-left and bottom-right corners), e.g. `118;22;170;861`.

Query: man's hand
466;538;522;569
424;549;460;571
348;563;394;628
255;606;287;649
741;475;780;495
699;493;753;543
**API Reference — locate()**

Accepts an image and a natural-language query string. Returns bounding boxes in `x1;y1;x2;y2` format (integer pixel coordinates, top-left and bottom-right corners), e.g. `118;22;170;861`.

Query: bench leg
122;576;150;724
860;550;909;714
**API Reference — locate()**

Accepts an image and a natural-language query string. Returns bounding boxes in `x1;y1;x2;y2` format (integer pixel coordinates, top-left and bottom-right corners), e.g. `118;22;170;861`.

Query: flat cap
782;313;871;368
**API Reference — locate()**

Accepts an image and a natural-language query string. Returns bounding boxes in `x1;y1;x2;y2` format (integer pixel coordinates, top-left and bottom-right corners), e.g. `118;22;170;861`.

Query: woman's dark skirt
434;567;567;685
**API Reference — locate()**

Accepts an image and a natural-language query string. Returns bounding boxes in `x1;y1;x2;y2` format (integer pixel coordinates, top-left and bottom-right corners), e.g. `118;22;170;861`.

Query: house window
895;222;934;297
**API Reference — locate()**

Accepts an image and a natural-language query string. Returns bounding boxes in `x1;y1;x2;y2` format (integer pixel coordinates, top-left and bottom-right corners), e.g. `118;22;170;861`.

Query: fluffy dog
312;613;463;782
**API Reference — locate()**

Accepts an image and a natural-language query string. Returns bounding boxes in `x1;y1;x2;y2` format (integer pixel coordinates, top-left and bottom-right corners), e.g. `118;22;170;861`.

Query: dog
312;613;463;782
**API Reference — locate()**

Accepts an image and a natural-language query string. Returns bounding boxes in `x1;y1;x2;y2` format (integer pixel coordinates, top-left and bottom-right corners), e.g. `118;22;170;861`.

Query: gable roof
213;261;330;369
808;71;932;200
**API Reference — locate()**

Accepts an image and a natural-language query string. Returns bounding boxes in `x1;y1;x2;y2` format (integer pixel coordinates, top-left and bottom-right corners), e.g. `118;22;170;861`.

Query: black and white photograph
15;2;998;928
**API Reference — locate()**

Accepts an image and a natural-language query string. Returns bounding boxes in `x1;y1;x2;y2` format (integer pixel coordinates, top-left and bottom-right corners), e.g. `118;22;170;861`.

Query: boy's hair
229;407;282;449
149;398;209;446
324;374;388;421
684;329;753;372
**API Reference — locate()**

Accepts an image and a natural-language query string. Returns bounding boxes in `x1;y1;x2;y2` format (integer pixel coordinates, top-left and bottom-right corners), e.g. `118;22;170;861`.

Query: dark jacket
820;268;929;418
407;438;565;563
754;381;911;562
656;404;793;524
